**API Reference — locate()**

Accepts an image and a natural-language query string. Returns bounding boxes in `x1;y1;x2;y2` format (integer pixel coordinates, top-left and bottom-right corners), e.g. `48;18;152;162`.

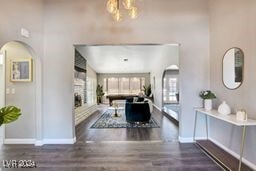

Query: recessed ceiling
75;44;179;73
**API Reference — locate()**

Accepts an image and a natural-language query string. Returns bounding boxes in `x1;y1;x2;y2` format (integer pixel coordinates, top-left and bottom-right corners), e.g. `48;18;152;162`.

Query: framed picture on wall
10;58;33;82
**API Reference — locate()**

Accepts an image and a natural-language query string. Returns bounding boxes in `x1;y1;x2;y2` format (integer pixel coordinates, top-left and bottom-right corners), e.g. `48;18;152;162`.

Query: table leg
238;126;247;171
193;111;198;142
205;115;208;139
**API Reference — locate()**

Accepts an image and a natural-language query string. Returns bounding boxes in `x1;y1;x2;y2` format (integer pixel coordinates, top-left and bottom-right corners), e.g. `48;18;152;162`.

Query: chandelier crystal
107;0;117;14
106;0;138;21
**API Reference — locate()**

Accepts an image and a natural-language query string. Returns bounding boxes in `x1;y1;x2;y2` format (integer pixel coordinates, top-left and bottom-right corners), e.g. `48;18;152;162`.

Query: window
130;77;141;94
163;78;167;101
107;77;119;95
104;77;145;95
119;78;130;94
86;76;96;105
103;78;107;94
163;77;178;103
140;77;145;89
168;78;177;101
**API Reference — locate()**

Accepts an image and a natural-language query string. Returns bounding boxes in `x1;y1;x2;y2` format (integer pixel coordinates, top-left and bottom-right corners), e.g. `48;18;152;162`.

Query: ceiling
75;44;179;73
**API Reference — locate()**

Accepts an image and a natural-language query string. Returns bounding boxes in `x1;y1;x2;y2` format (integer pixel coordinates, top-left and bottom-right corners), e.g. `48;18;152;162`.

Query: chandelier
106;0;138;22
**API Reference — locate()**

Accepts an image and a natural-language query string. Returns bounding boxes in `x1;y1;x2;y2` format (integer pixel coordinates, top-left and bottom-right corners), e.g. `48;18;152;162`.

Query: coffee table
108;106;125;117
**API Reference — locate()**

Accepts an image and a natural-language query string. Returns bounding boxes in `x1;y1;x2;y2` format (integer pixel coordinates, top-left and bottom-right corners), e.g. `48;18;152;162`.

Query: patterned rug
91;109;160;129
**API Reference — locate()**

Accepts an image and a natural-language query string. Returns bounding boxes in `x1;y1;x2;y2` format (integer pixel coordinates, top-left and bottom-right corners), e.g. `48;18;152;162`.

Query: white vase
204;99;212;111
218;101;231;115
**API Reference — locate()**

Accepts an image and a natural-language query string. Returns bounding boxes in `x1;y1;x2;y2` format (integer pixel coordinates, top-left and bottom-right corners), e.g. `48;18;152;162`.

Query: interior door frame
0;50;6;145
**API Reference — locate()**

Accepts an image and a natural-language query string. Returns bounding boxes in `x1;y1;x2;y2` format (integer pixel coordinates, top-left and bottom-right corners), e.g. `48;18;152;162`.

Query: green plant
199;90;216;100
143;84;152;97
0;106;21;127
96;84;105;104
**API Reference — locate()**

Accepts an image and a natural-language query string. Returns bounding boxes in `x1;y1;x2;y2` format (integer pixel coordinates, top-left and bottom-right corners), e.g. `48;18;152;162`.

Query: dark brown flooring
197;140;253;171
0;143;223;171
76;105;179;143
0;106;223;170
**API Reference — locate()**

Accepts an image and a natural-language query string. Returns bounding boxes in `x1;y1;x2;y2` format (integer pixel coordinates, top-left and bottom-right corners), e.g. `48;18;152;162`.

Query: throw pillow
126;97;133;103
137;97;144;102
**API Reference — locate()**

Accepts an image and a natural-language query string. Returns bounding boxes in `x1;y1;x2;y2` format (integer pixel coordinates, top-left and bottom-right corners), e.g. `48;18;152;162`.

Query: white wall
97;73;151;87
0;0;210;141
0;0;43;142
42;0;210;140
150;46;179;109
209;0;256;167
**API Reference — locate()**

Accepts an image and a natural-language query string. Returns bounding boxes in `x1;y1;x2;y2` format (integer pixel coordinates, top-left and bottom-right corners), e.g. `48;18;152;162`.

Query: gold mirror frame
222;47;244;90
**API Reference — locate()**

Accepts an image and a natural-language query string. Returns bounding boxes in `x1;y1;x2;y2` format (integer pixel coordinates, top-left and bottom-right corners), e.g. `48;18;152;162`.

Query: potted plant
0;106;21;127
96;84;105;105
143;84;152;97
199;90;216;111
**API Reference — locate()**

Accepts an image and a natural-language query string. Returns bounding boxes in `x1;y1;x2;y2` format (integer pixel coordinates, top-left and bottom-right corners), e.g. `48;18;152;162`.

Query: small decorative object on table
236;109;247;121
199;90;216;111
218;101;231;115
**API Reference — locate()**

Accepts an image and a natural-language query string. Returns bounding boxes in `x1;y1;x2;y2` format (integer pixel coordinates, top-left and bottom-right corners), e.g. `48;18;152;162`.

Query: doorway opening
73;44;179;143
0;41;42;145
162;65;180;125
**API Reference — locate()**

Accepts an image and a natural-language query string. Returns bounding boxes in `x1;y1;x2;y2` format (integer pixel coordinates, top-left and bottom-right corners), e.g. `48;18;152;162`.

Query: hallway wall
209;0;256;167
0;42;36;139
0;0;210;141
43;0;210;140
0;0;44;142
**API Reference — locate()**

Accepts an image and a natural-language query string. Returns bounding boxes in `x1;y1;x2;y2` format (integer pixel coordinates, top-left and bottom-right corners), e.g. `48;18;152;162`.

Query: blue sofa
125;98;151;123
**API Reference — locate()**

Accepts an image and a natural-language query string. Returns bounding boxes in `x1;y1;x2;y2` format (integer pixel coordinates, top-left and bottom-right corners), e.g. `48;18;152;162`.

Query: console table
193;108;256;171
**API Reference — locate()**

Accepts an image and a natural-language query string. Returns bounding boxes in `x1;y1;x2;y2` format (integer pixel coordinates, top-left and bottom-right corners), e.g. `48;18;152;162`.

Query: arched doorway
0;41;42;145
162;65;180;124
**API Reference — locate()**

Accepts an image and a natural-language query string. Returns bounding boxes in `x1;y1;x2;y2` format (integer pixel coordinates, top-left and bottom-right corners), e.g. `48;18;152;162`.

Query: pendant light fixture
106;0;138;21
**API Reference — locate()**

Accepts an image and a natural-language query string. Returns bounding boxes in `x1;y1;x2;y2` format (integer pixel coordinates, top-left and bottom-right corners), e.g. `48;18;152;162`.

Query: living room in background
73;44;180;142
100;75;148;103
73;49;97;126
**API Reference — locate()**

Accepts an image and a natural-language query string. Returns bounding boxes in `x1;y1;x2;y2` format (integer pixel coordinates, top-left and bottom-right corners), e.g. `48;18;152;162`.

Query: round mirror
223;47;244;89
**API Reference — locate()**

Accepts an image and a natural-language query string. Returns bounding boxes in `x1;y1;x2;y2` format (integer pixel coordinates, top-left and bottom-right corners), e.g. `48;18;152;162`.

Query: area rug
91;109;160;129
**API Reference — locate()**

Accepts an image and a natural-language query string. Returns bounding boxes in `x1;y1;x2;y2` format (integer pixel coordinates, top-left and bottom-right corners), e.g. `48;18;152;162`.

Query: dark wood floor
75;105;179;143
0;142;223;170
197;140;253;171
0;106;223;170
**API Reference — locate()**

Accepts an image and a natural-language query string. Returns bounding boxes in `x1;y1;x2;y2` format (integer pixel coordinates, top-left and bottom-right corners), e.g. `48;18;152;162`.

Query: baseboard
209;137;256;170
35;140;43;146
43;138;76;144
178;136;207;143
4;139;35;144
153;104;162;112
73;136;77;143
4;137;76;145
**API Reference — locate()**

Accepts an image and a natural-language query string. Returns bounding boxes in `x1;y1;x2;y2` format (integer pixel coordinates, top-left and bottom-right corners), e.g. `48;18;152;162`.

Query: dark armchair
125;100;151;123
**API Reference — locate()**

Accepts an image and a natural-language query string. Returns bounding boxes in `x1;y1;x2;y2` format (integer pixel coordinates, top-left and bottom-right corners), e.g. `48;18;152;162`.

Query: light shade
123;0;134;9
113;9;122;22
107;0;117;14
106;0;138;21
129;6;138;19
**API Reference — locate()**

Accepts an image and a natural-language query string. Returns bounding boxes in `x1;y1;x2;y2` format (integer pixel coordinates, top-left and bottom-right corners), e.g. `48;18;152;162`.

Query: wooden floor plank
1;143;223;171
196;140;253;171
0;106;223;170
75;105;179;142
